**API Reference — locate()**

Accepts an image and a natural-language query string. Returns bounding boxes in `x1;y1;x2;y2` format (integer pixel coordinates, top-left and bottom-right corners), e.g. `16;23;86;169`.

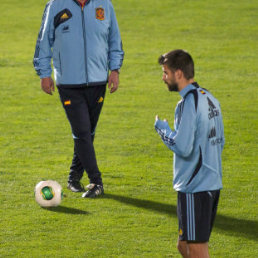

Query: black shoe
67;181;85;192
81;184;104;198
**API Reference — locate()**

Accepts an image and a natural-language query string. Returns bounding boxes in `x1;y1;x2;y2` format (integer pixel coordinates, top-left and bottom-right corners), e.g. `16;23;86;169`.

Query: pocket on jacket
53;51;62;76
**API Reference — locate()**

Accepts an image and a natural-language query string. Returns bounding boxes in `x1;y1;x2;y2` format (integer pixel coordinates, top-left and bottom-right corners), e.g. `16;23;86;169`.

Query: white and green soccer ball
34;180;63;207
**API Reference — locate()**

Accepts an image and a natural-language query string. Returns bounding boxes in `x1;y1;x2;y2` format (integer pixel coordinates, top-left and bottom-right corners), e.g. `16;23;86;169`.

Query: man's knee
177;240;188;257
72;130;91;141
188;242;209;258
177;241;184;253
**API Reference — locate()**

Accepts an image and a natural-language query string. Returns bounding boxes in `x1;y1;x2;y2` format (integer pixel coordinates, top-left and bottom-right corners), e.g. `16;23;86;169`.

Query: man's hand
155;115;169;131
108;70;119;93
41;77;55;95
155;115;168;122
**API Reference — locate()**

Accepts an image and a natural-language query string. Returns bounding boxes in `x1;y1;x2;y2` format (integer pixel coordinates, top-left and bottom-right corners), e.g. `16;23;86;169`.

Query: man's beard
167;82;179;92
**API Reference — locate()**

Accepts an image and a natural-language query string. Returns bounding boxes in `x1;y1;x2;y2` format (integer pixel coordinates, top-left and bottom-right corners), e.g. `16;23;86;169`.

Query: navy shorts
177;190;220;242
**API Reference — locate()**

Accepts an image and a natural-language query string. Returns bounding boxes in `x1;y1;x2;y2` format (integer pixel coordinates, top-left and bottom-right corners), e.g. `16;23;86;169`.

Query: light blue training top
155;83;224;193
33;0;124;87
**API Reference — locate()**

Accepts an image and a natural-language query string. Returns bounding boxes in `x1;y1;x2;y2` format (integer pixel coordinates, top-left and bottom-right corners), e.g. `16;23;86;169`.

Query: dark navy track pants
58;85;106;185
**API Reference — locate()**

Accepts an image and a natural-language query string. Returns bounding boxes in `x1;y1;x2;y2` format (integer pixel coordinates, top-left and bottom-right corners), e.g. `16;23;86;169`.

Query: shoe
67;181;85;192
81;184;104;198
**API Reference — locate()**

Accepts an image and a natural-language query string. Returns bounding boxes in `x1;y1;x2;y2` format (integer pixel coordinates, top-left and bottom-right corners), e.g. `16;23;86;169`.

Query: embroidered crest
96;7;105;21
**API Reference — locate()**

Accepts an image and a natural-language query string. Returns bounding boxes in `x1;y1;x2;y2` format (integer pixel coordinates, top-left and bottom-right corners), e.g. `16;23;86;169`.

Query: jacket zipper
81;6;88;84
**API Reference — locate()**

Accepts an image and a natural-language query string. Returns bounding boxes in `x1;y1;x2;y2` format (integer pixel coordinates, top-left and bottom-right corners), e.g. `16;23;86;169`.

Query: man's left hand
155;115;168;122
108;70;119;93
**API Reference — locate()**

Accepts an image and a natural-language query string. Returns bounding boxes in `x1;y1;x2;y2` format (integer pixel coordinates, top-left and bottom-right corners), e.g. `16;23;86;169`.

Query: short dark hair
158;49;194;79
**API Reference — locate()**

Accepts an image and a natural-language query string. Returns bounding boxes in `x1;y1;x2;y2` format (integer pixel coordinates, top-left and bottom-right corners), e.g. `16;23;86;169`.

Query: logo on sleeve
96;7;105;20
207;97;220;119
208;127;216;139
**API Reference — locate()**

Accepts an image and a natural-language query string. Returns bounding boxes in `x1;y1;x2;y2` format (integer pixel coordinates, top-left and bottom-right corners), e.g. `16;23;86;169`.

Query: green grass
0;0;257;257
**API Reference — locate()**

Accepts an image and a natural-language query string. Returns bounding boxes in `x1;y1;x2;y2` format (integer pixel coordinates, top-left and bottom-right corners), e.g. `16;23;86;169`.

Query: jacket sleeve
108;1;124;71
155;96;197;158
33;2;55;79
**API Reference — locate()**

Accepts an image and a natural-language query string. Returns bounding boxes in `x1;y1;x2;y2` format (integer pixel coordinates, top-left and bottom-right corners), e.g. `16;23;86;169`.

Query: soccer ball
34;180;63;207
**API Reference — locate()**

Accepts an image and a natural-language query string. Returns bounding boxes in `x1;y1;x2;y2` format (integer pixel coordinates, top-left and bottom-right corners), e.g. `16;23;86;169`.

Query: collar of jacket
72;0;91;7
179;83;198;98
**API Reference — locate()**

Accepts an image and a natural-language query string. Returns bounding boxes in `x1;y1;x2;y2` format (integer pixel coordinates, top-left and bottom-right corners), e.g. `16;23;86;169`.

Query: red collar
77;0;87;8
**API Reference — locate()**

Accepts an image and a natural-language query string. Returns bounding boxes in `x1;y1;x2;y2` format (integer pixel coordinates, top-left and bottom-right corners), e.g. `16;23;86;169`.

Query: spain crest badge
96;7;105;21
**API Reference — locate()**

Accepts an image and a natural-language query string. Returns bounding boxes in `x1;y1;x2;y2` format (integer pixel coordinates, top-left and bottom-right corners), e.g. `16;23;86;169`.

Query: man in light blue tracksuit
155;50;224;257
33;0;124;198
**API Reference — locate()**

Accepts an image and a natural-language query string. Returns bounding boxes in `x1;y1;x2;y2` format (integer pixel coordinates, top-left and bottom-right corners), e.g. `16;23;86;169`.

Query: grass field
0;0;257;257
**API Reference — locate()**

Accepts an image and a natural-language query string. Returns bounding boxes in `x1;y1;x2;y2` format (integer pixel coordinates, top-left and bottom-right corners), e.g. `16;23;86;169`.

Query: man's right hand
41;77;55;95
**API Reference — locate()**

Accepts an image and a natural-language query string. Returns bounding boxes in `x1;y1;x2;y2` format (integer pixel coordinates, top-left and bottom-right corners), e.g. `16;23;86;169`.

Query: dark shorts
177;190;220;242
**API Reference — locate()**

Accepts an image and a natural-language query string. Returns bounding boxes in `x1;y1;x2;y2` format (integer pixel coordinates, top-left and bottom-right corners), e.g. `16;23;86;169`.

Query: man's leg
86;85;106;139
177;240;189;258
68;84;106;188
67;149;85;192
187;242;209;258
177;240;209;258
69;149;84;182
58;87;103;190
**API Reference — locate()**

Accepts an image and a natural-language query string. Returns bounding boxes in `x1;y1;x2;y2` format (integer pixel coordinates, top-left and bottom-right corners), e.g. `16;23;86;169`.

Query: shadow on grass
104;193;258;241
43;205;89;215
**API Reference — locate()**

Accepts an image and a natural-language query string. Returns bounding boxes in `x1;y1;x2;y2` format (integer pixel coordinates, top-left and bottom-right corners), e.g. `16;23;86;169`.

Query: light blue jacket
155;83;224;193
33;0;124;86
